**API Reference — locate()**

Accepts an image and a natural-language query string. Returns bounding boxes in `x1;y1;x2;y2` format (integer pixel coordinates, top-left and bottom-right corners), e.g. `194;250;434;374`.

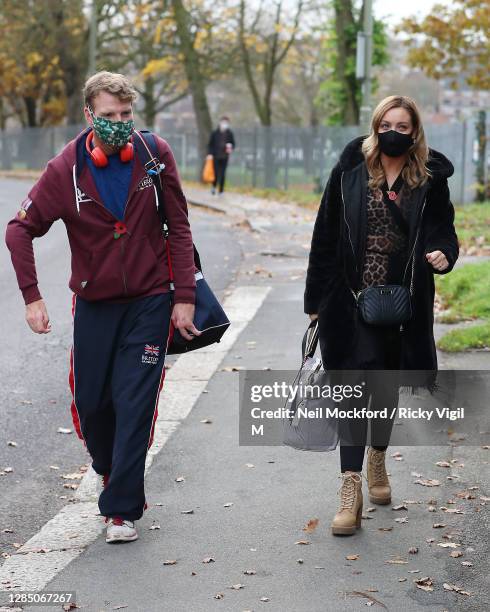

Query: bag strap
301;319;319;363
381;175;409;236
133;130;202;272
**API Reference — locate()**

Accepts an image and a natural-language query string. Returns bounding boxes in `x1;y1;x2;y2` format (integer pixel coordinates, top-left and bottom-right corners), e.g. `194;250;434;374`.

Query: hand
171;303;202;341
26;299;51;334
309;314;318;321
426;250;449;272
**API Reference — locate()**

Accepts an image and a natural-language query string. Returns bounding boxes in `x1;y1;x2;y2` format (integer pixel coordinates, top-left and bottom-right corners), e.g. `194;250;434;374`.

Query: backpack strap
133;130;202;272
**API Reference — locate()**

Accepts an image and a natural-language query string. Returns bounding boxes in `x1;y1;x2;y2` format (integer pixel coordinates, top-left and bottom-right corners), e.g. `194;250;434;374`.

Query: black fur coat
304;135;459;373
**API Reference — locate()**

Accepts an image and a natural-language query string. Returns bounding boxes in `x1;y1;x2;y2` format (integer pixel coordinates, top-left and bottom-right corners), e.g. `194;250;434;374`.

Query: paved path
1;183;488;612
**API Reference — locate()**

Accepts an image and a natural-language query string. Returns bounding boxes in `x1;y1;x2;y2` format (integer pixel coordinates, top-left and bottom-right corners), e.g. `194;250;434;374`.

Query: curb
186;197;228;215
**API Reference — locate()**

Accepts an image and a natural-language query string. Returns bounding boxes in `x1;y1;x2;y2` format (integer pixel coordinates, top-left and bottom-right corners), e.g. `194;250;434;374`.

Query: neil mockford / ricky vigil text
249;405;466;421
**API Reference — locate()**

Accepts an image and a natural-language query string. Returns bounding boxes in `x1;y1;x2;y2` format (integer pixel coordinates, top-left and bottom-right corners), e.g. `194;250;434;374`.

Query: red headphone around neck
85;130;134;168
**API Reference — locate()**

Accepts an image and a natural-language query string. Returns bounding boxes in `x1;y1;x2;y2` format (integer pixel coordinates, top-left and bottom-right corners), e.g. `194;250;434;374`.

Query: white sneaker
105;517;138;543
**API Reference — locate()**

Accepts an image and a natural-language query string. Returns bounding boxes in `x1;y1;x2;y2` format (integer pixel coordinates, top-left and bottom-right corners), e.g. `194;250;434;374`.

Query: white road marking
0;285;271;593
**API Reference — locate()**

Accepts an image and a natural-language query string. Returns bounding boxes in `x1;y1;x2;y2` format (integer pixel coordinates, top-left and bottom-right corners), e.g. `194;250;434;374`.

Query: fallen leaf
223;502;233;508
175;476;185;482
62;604;80;611
149;524;161;530
398;577;407;582
7;441;17;447
414;478;440;487
411;471;422;478
414;577;434;592
202;557;215;563
49;465;60;470
181;509;194;514
113;606;128;610
408;547;419;554
214;593;224;599
450;551;463;558
441;507;464;514
297;559;304;564
244;569;256;575
394;517;408;523
62;472;84;480
63;483;78;490
378;527;393;532
346;554;359;560
435;461;451;467
443;583;470;595
433;523;446;528
392;504;407;511
295;540;310;545
428;506;437;512
366;507;376;513
385;558;408;564
230;583;245;590
57;427;72;434
245;463;255;468
437;542;460;548
345;591;387;609
200;418;212;424
259;596;270;602
303;518;319;533
461;561;473;567
163;559;177;565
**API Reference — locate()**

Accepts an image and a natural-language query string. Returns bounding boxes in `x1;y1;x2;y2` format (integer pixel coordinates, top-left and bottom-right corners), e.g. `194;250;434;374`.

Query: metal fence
0;121;485;204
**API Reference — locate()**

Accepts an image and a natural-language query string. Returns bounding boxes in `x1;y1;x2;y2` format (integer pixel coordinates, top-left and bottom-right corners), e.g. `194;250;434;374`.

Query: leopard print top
361;185;410;288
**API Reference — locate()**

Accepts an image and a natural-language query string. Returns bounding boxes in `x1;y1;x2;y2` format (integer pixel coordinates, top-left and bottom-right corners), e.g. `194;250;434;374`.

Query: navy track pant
69;292;172;521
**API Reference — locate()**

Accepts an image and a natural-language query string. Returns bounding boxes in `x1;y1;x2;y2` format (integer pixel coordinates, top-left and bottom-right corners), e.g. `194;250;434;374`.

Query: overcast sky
373;0;448;27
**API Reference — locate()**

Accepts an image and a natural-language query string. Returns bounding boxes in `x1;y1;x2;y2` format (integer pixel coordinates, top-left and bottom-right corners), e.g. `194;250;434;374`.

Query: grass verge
435;261;490;351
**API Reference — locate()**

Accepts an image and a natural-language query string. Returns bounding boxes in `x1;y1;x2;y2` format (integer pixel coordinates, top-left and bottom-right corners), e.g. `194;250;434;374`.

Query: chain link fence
0;121;486;204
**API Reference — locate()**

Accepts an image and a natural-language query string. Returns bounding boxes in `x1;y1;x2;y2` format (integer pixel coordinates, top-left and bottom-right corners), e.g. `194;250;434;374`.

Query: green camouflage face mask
88;106;134;147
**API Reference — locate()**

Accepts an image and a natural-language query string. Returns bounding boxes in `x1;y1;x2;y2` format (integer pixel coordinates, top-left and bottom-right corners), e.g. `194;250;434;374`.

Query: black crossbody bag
353;177;413;327
133;130;230;354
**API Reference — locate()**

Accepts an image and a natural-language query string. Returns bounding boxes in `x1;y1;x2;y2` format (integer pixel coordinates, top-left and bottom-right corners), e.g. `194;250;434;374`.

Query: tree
95;0;189;129
237;0;304;127
398;0;490;91
316;0;388;126
0;0;87;126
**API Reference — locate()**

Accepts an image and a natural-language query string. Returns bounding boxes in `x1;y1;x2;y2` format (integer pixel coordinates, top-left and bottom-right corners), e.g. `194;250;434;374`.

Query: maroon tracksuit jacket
5;129;196;305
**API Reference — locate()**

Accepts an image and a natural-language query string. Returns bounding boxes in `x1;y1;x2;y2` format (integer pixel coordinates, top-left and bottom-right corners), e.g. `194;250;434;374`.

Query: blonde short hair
83;71;138;109
362;95;431;190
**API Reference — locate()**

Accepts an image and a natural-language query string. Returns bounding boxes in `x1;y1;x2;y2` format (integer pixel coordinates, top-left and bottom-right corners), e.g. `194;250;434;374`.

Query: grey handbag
283;320;339;452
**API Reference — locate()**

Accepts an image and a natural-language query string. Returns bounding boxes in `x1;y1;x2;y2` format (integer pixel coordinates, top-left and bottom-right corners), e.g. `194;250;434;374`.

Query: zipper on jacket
120;238;128;295
402;196;427;289
340;171;359;281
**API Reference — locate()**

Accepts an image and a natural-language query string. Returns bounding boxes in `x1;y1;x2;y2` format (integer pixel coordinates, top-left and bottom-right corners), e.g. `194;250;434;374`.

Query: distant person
207;116;235;195
305;95;459;536
5;71;200;544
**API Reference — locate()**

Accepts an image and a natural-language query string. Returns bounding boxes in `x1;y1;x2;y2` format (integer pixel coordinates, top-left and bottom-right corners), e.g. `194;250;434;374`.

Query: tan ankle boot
367;447;391;505
331;471;363;536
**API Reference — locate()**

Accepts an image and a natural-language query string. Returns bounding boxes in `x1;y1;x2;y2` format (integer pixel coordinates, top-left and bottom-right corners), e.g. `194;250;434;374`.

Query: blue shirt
85;148;134;221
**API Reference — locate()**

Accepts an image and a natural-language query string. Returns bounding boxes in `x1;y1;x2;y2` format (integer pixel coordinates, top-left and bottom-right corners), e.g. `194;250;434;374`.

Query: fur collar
338;135;454;179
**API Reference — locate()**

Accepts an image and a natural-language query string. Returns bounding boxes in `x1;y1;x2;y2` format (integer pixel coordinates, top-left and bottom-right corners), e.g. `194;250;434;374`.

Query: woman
304;95;459;536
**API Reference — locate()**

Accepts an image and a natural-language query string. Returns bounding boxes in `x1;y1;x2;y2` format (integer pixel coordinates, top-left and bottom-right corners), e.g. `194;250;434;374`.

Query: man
207;116;235;195
5;71;200;544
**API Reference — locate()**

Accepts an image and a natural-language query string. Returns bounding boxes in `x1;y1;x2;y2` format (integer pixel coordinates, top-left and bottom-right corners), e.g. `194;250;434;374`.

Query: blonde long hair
362;95;431;190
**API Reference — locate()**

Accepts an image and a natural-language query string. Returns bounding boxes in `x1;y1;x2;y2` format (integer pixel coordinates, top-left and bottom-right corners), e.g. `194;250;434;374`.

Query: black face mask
378;130;414;157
